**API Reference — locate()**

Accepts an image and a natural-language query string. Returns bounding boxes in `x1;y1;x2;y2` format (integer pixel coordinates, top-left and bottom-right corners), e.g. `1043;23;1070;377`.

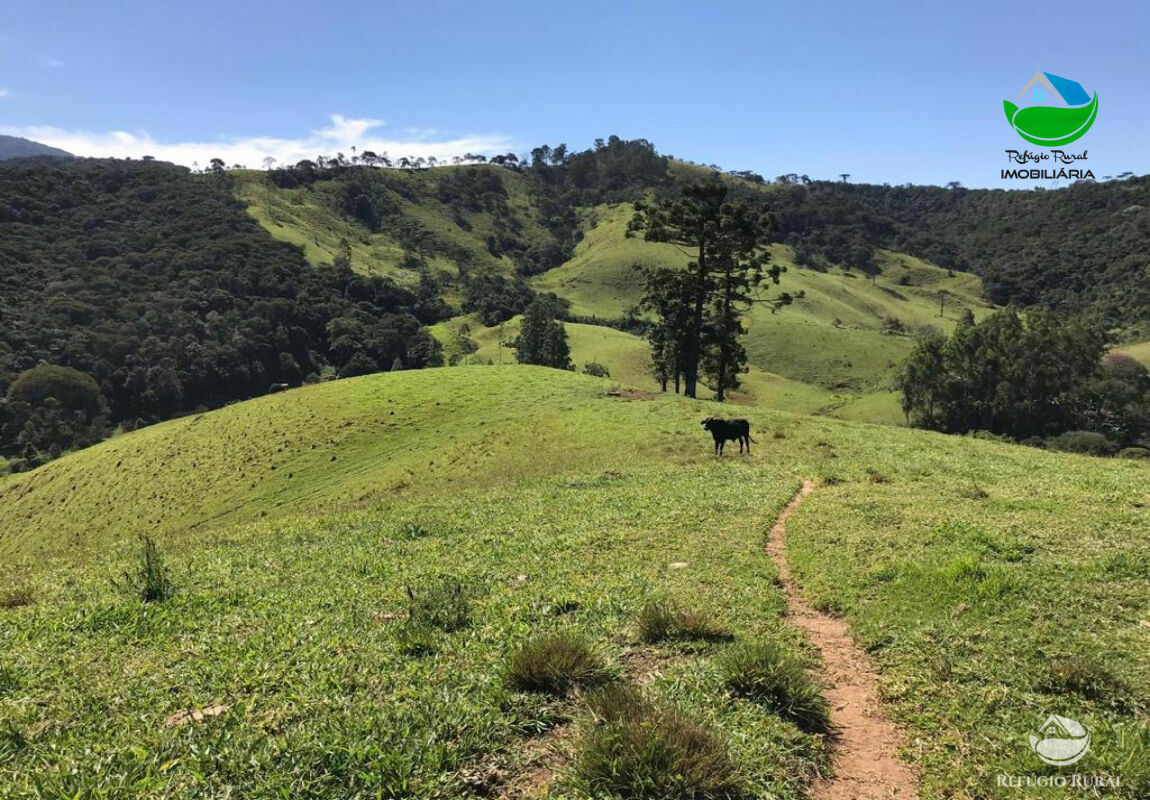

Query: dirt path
766;479;920;800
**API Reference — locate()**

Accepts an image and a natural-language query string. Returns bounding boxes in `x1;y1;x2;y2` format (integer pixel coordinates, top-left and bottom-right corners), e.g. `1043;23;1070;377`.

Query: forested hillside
241;139;1150;332
0;159;445;470
3;140;1148;469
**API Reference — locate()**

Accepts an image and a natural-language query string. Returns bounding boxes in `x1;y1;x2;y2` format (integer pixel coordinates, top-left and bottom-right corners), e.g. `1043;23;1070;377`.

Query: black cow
268;383;291;394
701;417;757;456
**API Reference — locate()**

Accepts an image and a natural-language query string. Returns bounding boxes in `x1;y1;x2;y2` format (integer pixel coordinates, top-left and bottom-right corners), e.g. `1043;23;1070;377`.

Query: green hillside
532;204;990;392
235;176;990;421
0;367;1146;798
234;165;558;284
1117;340;1150;367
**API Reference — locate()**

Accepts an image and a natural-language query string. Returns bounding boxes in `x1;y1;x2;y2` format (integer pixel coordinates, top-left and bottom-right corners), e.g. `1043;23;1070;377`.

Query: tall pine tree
630;181;787;399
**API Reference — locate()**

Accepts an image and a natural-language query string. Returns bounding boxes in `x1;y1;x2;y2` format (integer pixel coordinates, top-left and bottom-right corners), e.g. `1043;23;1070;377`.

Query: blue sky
2;0;1147;186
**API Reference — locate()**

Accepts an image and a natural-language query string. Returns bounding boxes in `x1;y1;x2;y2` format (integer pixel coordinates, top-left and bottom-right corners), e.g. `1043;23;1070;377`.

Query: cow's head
701;418;716;431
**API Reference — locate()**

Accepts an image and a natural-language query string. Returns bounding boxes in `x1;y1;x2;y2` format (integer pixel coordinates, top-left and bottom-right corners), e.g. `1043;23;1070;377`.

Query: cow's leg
744;435;751;453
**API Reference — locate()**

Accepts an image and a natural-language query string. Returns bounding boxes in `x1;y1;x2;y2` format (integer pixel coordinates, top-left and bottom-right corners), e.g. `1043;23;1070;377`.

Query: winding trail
766;479;920;800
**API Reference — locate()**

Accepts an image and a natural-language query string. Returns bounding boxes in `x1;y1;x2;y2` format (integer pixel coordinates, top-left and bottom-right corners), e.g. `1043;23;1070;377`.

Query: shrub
1046;431;1117;457
505;631;612;696
1118;446;1150;460
571;684;745;800
405;576;471;632
582;361;611;378
115;535;174;603
718;641;831;733
637;602;732;644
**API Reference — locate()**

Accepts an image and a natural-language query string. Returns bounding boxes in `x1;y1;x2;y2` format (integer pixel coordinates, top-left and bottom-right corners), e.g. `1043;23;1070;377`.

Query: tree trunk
684;234;707;398
715;263;733;402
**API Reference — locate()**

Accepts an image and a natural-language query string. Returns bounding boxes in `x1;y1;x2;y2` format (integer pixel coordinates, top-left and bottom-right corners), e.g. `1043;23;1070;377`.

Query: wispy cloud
0;115;515;167
41;57;66;68
0;89;9;99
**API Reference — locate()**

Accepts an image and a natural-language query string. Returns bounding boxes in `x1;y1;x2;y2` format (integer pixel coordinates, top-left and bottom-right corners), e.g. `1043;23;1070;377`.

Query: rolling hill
236;168;995;423
0;135;72;161
0;367;1146;798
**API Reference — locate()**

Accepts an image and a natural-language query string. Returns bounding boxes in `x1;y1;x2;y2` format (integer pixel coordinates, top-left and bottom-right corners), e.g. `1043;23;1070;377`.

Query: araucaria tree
513;296;574;371
629;182;788;400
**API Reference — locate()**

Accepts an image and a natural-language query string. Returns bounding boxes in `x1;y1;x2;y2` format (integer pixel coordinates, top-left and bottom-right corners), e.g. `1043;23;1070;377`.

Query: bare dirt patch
766;479;920;800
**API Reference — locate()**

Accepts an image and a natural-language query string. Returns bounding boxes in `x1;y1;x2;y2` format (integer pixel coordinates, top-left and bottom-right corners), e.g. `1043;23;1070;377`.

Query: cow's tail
748;435;758;443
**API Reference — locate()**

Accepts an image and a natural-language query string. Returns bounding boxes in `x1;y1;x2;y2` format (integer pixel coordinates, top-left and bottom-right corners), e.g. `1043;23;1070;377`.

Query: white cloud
0;115;516;168
0;88;9;99
42;57;66;68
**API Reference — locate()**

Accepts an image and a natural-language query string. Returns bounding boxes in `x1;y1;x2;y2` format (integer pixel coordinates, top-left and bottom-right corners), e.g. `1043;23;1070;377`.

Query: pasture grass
1;367;1147;797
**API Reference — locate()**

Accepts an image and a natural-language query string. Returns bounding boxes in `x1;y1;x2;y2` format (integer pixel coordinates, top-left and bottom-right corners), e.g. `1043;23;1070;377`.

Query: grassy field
1;367;1147;798
1115;340;1150;368
533;205;992;392
431;314;894;420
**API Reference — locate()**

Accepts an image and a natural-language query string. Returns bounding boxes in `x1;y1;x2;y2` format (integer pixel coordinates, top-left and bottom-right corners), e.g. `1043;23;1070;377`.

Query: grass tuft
718;641;831;733
505;631;613;696
1038;655;1132;709
1;586;34;609
572;683;746;800
405;576;471;632
637;602;733;644
114;535;173;603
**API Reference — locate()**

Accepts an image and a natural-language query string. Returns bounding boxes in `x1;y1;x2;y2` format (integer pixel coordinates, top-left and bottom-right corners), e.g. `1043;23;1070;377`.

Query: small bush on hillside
1046;431;1117;457
114;535;174;603
1118;446;1150;459
582;361;611;378
571;683;745;800
637;602;732;644
505;631;612;696
405;576;471;632
719;641;831;733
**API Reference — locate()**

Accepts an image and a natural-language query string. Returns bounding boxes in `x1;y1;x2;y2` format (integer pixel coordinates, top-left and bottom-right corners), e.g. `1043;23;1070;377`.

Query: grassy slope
233;166;551;284
432;315;839;416
1;367;1147;798
1115;339;1150;368
234;173;991;424
534;205;991;393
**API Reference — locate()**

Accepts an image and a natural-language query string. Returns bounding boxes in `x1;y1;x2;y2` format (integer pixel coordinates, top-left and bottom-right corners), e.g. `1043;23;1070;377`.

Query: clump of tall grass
114;535;174;603
1;585;34;610
637;601;732;644
405;576;471;632
571;683;745;799
718;640;831;733
505;631;612;697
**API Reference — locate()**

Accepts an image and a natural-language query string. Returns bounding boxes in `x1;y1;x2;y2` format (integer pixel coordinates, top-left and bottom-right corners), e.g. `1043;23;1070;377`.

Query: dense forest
0;159;444;470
